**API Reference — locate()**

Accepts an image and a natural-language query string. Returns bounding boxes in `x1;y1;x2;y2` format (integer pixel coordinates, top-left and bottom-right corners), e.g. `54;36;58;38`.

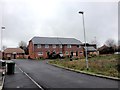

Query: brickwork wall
28;42;84;59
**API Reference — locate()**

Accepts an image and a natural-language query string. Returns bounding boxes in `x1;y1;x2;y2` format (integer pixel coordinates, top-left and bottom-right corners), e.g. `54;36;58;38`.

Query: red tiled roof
4;48;25;54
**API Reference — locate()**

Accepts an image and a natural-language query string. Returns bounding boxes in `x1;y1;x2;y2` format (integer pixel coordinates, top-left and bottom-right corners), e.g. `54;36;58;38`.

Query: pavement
13;59;119;89
0;73;4;90
3;64;40;90
0;60;6;90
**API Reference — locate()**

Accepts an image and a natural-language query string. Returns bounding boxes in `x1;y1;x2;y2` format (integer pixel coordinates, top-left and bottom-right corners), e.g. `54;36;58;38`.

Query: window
66;51;69;55
59;51;62;54
80;51;83;54
77;45;81;48
45;44;49;48
38;52;43;55
79;45;81;48
67;44;71;48
52;44;56;48
59;45;62;48
37;44;41;48
53;50;56;53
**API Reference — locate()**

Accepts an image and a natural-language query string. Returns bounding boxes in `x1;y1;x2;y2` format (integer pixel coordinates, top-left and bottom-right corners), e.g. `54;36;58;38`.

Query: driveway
13;59;119;89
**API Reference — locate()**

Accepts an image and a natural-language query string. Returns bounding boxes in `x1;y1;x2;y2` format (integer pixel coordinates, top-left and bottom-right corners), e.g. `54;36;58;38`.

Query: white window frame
66;51;69;55
38;52;43;55
52;44;56;48
37;44;41;48
67;44;71;48
79;45;81;48
59;51;62;54
53;50;56;53
59;45;62;48
45;44;49;48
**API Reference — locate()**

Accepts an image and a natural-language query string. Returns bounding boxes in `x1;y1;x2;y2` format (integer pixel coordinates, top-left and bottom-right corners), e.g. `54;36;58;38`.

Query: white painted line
17;65;44;90
0;76;5;90
0;86;2;90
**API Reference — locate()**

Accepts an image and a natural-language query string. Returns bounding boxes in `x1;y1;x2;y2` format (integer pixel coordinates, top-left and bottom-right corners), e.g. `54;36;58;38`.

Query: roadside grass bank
49;54;120;78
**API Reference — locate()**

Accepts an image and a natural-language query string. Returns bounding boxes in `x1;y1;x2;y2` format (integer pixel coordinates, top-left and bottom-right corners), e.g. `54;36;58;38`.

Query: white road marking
0;76;5;90
17;65;44;90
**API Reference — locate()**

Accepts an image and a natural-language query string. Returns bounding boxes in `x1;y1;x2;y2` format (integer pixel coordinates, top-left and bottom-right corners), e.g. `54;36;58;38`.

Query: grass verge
49;54;120;78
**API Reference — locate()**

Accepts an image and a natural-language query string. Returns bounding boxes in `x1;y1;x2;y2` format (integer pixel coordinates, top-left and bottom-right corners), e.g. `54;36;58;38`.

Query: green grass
49;54;120;78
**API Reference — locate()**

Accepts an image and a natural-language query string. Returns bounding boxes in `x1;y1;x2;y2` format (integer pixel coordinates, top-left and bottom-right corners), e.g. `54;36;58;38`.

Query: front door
13;54;16;59
71;52;73;56
47;51;50;58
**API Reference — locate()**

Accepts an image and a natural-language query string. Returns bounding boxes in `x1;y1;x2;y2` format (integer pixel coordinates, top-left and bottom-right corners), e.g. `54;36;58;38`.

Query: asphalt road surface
13;59;119;89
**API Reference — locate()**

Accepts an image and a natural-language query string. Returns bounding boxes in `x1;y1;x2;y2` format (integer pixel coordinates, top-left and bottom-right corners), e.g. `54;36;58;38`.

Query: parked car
48;52;64;59
59;53;64;59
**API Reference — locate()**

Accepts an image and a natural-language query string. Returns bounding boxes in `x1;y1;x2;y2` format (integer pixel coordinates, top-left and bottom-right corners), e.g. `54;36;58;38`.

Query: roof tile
4;48;25;54
31;37;82;45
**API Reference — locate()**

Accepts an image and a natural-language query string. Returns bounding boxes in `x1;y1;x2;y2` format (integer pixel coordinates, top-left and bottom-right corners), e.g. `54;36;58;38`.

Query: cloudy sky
0;0;119;49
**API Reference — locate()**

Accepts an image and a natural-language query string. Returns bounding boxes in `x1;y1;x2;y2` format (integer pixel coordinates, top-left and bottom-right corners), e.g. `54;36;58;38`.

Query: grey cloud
0;0;118;48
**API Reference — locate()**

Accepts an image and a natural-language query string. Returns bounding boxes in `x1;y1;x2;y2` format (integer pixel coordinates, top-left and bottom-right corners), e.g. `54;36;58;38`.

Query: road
13;59;119;89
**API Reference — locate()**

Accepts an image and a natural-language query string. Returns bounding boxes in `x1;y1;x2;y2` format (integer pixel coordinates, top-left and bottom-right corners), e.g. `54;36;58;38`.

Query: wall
29;43;84;59
28;40;35;59
0;52;2;59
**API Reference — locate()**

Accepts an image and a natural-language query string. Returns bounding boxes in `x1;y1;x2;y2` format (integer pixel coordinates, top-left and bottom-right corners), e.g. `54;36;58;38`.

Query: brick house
0;51;2;59
3;48;25;59
28;37;84;59
81;43;98;56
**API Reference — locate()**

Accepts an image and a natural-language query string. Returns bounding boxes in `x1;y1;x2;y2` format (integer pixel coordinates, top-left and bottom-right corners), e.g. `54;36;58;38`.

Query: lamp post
79;11;89;70
1;26;5;60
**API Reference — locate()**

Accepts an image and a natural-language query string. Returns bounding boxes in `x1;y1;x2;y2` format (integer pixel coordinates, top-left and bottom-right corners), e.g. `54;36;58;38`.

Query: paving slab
3;64;40;89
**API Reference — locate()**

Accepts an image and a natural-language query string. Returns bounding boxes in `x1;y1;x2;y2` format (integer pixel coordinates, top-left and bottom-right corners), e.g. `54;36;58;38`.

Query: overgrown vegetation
49;54;120;78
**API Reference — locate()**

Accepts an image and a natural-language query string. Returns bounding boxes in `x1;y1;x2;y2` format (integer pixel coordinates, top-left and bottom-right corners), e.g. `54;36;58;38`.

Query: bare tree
91;36;99;48
105;39;116;47
117;40;120;52
19;41;27;49
2;45;7;50
105;39;117;53
19;41;28;55
118;40;120;46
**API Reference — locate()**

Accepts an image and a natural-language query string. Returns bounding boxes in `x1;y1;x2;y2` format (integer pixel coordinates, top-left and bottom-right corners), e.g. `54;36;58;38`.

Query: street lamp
1;26;5;60
79;11;89;70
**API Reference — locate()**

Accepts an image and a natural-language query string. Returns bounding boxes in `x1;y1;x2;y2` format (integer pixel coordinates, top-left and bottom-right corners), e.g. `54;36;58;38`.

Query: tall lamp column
79;11;89;70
